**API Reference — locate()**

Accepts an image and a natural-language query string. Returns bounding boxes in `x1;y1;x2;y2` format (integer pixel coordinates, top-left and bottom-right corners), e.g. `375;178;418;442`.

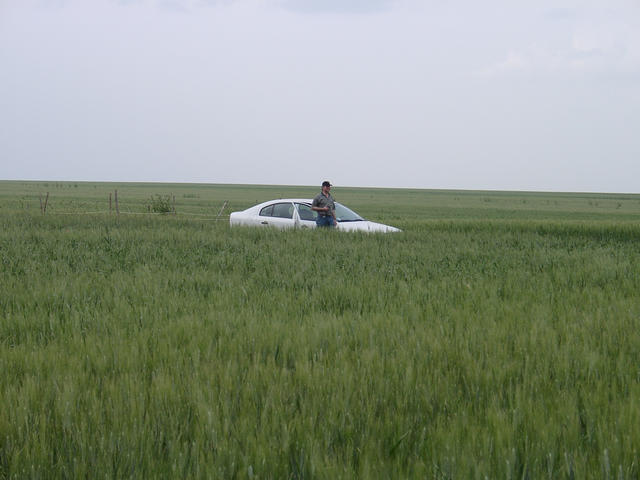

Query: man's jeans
316;215;335;227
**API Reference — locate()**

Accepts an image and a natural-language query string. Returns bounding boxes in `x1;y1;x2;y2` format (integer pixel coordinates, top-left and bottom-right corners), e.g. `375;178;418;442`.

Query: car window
335;202;364;222
272;202;293;219
259;205;274;217
296;203;317;221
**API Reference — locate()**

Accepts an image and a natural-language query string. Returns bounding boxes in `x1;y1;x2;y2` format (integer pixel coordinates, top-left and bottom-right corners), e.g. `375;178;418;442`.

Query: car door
294;203;317;229
257;202;295;229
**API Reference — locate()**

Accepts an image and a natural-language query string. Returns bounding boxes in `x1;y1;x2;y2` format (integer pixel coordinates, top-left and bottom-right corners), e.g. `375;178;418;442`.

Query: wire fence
42;210;231;221
19;191;232;221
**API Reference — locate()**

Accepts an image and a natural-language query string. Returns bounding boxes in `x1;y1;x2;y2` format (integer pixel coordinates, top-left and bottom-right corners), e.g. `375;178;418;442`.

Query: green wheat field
1;180;640;479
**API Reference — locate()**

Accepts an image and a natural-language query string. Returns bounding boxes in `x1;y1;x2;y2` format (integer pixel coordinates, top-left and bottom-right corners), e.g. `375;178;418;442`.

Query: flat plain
1;180;640;478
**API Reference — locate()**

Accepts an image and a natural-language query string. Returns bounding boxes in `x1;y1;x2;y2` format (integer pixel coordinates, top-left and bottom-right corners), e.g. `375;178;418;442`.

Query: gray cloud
33;0;69;8
543;7;579;20
157;0;190;12
112;0;141;5
279;0;394;14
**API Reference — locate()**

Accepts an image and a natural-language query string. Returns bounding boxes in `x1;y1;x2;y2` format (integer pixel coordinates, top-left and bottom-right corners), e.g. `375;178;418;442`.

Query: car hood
336;220;401;233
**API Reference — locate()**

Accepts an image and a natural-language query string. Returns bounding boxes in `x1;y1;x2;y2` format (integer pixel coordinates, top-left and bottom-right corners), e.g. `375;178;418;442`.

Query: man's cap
322;181;332;187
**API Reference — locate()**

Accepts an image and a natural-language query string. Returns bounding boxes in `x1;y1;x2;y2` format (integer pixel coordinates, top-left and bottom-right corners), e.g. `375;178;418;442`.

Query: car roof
254;199;312;207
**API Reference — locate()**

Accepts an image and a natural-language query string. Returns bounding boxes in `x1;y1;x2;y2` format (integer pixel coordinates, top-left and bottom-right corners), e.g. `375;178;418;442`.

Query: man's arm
311;197;329;212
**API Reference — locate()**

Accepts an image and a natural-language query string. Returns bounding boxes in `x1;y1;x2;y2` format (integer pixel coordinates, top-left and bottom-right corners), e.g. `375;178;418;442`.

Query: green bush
149;194;172;214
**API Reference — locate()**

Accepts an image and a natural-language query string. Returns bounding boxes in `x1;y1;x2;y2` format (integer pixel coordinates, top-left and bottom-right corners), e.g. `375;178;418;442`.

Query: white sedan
229;198;401;233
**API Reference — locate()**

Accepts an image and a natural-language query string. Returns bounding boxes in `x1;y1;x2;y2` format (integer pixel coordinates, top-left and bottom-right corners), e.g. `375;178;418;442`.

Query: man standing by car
312;181;336;227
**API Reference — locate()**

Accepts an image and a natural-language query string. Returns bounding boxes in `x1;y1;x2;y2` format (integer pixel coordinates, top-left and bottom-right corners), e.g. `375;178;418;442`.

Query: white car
229;199;401;233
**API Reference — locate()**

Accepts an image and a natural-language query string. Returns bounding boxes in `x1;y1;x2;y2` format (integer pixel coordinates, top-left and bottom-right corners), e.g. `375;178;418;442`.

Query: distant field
1;180;640;478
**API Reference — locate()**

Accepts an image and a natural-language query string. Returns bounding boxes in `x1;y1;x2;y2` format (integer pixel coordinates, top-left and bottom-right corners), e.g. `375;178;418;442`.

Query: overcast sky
1;0;639;192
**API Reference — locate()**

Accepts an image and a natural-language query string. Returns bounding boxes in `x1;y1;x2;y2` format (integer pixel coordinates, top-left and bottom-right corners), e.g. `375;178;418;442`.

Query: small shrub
149;194;173;214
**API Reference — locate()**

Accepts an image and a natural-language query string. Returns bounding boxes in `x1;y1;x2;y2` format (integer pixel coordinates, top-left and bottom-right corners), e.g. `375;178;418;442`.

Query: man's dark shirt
312;192;335;216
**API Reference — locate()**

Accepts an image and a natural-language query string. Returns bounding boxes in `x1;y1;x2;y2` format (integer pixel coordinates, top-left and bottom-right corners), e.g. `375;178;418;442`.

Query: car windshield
335;202;364;222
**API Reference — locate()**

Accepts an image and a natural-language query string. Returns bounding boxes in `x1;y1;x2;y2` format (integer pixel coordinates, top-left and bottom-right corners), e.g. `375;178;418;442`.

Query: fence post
43;192;49;214
216;200;228;220
115;190;119;216
109;193;112;214
173;195;176;215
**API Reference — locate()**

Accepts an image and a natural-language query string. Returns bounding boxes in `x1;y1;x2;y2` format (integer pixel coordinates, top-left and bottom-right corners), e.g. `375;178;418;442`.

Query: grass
1;180;640;478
